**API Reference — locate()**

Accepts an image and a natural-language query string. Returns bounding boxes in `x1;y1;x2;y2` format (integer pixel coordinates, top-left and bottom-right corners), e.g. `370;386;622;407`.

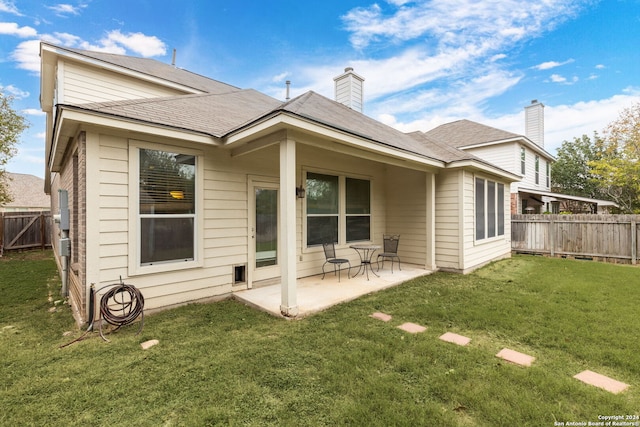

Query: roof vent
333;67;364;113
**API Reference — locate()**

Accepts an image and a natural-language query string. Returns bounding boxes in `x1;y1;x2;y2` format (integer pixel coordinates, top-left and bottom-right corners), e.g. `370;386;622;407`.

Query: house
424;102;617;214
0;173;50;212
424;102;556;214
40;42;520;323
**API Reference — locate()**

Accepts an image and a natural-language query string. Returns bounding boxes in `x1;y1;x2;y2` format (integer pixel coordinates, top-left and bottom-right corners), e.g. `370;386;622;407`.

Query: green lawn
1;251;638;426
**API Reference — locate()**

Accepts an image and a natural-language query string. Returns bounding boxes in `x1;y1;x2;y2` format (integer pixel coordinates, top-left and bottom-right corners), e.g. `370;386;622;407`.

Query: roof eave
49;105;221;172
446;159;521;182
462;136;555;160
518;187;618;206
40;42;205;95
223;111;446;170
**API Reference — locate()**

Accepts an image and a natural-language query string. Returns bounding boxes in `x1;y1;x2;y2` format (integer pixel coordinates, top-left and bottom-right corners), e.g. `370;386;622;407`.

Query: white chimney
333;67;364;113
525;99;544;148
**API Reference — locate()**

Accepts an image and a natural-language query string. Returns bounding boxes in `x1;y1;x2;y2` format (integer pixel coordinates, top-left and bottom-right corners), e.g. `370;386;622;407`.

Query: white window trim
302;167;373;252
128;140;204;276
474;174;506;244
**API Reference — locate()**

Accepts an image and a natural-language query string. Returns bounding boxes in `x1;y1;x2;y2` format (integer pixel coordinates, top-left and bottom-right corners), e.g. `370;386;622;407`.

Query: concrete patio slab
234;264;431;318
398;322;427;333
439;332;471;346
370;312;392;322
496;348;535;367
573;370;629;394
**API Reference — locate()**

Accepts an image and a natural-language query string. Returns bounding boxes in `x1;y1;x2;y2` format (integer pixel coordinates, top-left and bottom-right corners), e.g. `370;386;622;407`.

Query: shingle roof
68;89;282;137
69;89;477;164
55;46;504;168
424;119;522;148
3;173;49;209
279;92;472;163
60;46;239;95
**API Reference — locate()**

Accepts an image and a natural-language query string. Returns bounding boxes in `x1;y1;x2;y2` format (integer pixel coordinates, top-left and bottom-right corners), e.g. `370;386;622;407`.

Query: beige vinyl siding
87;134;238;312
60;60;187;105
385;166;427;267
81;129;439;313
434;169;462;270
465;143;516;173
461;171;511;272
465;142;552;194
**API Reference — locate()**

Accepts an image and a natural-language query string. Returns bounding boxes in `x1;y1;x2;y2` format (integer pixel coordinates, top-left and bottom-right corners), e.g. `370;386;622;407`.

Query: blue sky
1;0;639;178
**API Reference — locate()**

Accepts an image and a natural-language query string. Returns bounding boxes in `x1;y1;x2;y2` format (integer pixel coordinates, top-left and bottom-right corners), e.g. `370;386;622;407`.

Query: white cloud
22;108;46;116
0;22;37;37
11;39;44;72
0;1;20;15
533;59;574;70
10;29;167;73
342;0;584;50
595;64;605;69
271;72;290;83
549;74;578;85
99;30;166;57
0;84;29;99
47;3;85;17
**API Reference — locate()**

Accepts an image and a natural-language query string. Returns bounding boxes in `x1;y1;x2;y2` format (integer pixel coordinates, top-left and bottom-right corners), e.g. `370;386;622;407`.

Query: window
475;177;505;241
306;172;371;247
346;178;370;242
546;161;550;187
139;148;196;265
535;155;540;184
520;147;526;175
306;172;339;246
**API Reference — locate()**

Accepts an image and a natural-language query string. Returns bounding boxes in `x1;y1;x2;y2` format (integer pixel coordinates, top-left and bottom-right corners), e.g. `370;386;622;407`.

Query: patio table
349;244;381;280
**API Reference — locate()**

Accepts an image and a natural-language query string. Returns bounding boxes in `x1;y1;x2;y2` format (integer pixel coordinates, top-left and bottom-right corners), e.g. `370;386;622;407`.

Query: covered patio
233;264;433;318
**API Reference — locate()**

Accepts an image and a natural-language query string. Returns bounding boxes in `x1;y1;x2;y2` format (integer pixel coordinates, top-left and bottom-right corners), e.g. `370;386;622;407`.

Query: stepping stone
496;348;535;367
140;339;159;350
397;322;426;333
573;370;629;394
370;312;392;322
439;332;471;346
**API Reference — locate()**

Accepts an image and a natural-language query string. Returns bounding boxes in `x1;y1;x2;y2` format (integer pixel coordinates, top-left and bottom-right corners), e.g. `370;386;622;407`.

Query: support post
279;137;298;317
425;172;436;270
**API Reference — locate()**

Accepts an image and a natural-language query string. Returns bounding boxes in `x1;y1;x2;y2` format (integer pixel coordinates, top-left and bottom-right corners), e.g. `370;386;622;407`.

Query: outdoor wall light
296;186;306;199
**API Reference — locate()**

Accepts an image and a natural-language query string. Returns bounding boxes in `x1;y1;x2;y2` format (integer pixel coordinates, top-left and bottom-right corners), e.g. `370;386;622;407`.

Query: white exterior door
249;178;281;285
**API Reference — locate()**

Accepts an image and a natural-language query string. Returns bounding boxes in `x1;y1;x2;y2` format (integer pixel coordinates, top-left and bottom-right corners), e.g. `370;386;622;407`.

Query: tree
551;133;605;199
589;103;640;213
0;90;29;206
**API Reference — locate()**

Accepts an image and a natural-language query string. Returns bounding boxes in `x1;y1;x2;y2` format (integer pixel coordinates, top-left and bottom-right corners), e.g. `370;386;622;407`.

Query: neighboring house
424;102;555;214
0;173;50;212
40;42;520;323
424;102;617;214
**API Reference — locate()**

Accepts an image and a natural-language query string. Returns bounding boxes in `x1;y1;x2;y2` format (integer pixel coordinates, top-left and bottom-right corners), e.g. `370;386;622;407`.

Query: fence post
0;212;4;256
632;220;637;265
549;216;555;257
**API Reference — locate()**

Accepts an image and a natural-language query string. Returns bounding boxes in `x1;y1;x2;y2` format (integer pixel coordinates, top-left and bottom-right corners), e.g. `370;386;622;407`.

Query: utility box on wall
59;237;71;257
58;189;70;231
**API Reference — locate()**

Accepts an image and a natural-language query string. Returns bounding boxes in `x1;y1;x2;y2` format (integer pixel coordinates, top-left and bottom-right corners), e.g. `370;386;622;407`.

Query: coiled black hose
99;282;144;341
100;284;144;326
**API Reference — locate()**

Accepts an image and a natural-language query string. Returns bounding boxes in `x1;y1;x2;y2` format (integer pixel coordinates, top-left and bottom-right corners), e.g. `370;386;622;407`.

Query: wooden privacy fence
0;211;52;255
512;214;639;265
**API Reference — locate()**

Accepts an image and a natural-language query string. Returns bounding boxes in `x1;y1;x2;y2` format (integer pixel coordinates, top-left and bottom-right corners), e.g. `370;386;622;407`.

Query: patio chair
321;242;351;282
377;234;401;273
